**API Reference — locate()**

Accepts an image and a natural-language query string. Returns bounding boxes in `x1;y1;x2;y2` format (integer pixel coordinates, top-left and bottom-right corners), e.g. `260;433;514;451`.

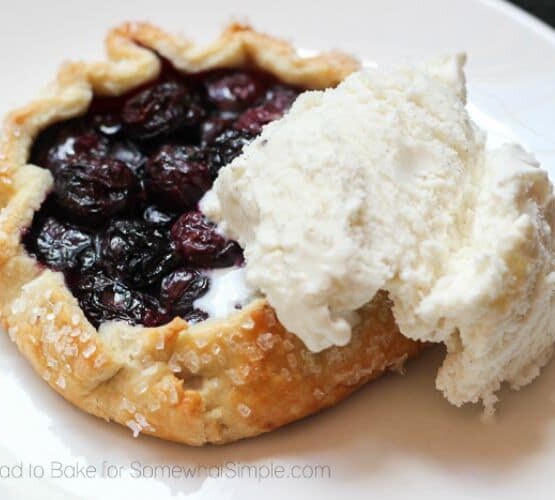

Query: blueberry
53;157;139;222
263;84;299;111
30;217;97;271
207;129;255;176
145;145;212;211
234;104;283;134
233;84;299;134
40;128;110;171
160;268;209;318
205;71;264;112
122;82;204;140
100;219;178;289
171;211;242;267
71;271;166;328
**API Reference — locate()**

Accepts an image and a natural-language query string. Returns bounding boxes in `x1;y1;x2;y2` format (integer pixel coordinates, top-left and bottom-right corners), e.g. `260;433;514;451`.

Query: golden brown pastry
0;23;422;445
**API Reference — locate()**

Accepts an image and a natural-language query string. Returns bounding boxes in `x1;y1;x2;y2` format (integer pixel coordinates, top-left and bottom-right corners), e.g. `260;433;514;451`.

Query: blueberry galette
0;23;421;445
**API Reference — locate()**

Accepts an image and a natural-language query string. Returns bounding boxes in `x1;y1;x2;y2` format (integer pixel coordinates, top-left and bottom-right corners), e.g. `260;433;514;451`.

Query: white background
1;0;555;498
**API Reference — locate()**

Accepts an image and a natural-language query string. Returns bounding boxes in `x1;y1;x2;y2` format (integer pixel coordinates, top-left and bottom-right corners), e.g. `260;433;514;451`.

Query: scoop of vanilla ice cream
201;55;555;410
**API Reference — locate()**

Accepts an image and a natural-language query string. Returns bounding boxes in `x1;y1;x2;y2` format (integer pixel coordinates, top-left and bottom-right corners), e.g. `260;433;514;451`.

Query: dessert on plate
3;22;555;447
0;23;421;445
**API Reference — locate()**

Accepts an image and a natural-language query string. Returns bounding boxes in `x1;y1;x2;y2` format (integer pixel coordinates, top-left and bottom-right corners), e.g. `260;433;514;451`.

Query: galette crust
0;23;421;445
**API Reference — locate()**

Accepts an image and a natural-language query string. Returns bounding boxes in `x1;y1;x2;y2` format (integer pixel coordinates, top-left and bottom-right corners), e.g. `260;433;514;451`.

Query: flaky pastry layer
0;23;421;445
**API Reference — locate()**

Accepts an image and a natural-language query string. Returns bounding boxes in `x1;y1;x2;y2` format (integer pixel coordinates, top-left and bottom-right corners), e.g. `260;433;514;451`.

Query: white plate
1;1;555;499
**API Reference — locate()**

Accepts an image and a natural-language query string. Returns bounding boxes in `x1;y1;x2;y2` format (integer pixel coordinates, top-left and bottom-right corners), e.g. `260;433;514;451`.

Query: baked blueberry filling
24;63;301;328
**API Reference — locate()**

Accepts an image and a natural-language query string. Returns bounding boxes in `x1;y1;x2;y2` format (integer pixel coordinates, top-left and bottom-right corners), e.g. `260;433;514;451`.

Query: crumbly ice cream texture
201;55;555;410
